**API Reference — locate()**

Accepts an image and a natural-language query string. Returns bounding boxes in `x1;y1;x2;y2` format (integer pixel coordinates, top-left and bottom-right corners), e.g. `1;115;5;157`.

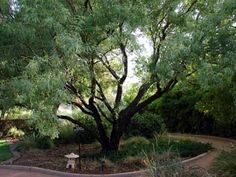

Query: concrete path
0;134;235;177
0;168;58;177
167;134;235;170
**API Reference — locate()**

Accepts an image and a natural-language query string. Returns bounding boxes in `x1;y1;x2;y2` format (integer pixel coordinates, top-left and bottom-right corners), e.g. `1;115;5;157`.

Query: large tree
0;0;235;152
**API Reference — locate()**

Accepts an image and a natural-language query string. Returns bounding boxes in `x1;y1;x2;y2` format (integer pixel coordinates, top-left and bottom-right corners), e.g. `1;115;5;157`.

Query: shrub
56;121;96;144
18;134;54;150
125;112;166;138
18;134;37;151
57;123;76;144
35;136;54;149
211;148;236;177
7;126;25;138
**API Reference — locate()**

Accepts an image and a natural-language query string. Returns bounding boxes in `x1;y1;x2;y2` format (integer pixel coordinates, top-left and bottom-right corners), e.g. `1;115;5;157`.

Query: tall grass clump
211;147;236;177
145;150;212;177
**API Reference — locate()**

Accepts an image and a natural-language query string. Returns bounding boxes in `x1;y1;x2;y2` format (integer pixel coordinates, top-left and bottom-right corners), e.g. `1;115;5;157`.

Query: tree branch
135;78;177;112
122;82;154;115
96;104;113;124
184;0;198;15
84;0;92;12
97;55;120;80
113;43;128;111
95;79;114;114
66;0;77;14
64;82;91;111
72;101;94;116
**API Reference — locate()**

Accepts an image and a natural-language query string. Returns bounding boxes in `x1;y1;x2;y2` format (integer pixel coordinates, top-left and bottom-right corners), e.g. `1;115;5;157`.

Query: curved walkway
0;134;235;177
168;134;235;170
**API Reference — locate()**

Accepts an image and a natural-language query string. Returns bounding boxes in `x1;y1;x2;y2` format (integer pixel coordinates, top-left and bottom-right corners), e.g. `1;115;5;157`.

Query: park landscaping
0;0;235;176
13;136;212;174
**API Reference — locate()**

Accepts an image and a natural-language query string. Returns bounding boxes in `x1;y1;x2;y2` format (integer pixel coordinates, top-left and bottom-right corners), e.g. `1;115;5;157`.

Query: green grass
81;136;212;162
0;140;12;162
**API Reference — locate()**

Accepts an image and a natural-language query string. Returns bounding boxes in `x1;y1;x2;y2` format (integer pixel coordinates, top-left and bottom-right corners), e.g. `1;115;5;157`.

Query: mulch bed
13;143;146;174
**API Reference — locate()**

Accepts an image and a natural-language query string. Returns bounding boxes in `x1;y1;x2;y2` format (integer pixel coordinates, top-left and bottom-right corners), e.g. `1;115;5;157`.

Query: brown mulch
13;143;145;174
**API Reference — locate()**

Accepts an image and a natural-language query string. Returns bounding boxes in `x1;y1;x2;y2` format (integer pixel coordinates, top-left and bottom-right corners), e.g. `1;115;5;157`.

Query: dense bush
125;112;166;138
35;136;54;149
18;134;54;150
147;84;236;138
56;120;96;144
56;123;76;144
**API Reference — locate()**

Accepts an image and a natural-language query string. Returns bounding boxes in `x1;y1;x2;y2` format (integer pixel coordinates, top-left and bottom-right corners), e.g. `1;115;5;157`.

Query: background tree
0;0;235;152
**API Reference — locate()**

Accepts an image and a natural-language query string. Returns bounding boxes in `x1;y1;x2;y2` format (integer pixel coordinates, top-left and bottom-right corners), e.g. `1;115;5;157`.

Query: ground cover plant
83;136;212;161
0;140;12;162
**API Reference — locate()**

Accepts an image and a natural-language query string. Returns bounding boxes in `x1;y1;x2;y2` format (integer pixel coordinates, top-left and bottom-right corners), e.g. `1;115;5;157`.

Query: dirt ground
13;143;146;174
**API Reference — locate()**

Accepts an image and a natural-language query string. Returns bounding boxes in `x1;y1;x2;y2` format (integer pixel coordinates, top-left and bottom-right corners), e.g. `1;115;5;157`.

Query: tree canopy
0;0;235;152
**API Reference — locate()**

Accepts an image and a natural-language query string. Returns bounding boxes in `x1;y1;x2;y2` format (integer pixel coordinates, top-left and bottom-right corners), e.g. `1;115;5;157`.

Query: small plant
7;126;25;138
211;148;236;177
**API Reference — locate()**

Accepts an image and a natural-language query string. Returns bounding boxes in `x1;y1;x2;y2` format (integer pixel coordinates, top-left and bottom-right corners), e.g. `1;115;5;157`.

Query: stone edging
0;134;234;177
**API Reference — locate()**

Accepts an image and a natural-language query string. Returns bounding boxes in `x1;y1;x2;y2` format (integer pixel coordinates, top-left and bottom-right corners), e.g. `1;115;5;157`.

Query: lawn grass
0;140;12;162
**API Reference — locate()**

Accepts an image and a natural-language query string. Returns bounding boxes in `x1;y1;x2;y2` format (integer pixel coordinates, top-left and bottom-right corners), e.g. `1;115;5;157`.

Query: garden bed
13;137;212;174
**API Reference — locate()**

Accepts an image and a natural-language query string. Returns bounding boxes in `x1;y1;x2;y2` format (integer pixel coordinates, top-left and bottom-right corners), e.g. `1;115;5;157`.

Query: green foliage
123;136;150;146
17;135;37;151
125;112;166;138
0;0;235;146
148;79;236;137
4;107;32;120
0;140;12;163
18;134;54;150
35;136;54;149
56;119;96;144
57;122;76;144
211;148;236;177
155;86;213;134
7;126;25;138
145;150;211;177
83;137;212;162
